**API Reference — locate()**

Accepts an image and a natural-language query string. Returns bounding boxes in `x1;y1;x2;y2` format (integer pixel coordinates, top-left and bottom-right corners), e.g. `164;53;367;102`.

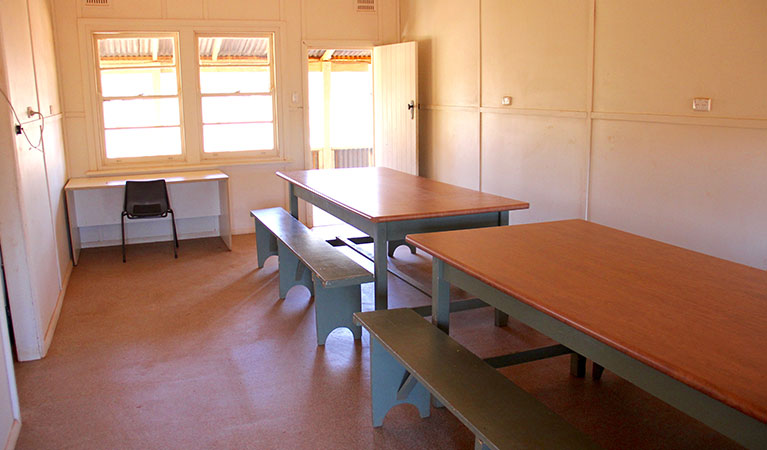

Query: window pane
201;95;272;124
203;123;274;152
101;68;178;97
330;71;373;149
199;69;270;94
103;98;180;128
308;72;325;149
199;37;270;64
98;37;175;68
105;127;182;159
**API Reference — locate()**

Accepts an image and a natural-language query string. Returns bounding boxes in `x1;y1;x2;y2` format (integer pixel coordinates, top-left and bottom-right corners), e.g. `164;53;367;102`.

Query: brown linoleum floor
13;233;741;449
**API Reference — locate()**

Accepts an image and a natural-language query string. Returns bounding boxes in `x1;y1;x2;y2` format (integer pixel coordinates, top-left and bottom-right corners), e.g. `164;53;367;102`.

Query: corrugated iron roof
307;49;372;61
98;37;174;58
199;37;270;59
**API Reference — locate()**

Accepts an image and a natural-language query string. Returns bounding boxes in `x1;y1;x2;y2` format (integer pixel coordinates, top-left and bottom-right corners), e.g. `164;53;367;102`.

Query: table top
64;170;228;191
276;167;529;223
406;219;767;423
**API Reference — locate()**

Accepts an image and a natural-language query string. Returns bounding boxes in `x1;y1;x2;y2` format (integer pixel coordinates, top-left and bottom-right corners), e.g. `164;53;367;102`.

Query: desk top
276;167;529;223
64;170;228;191
407;220;767;423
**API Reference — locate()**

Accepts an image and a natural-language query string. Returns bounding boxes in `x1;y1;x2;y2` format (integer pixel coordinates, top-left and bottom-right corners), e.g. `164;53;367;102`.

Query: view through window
198;36;276;154
96;34;182;160
93;32;278;163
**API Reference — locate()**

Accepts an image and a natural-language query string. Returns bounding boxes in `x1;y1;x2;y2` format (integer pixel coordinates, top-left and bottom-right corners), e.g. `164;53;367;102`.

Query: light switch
692;98;711;112
502;96;512;106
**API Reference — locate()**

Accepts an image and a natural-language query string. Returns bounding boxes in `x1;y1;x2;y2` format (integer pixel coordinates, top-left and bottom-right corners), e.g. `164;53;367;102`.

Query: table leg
494;210;510;327
65;189;81;265
288;184;299;219
373;223;388;310
432;258;451;334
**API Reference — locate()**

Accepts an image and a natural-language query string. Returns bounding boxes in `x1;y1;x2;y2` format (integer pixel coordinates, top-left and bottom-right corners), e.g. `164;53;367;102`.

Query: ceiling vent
355;0;376;13
83;0;111;6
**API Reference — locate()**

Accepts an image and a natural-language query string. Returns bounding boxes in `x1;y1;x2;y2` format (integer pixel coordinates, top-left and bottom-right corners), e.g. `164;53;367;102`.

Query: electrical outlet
692;98;711;112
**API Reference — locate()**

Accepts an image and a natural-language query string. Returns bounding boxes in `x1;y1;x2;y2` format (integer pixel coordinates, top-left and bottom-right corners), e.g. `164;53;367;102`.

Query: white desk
64;170;232;265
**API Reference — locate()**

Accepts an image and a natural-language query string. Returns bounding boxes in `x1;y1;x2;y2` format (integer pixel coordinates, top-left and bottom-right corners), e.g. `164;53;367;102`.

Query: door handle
408;101;415;120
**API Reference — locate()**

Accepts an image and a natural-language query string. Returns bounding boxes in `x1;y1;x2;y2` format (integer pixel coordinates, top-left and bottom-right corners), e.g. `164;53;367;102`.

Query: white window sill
85;157;292;176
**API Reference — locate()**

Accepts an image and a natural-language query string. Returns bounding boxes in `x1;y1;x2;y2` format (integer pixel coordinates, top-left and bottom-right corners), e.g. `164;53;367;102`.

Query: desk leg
432;258;451;334
494;210;510;327
218;179;233;250
373;223;388;310
65;190;81;265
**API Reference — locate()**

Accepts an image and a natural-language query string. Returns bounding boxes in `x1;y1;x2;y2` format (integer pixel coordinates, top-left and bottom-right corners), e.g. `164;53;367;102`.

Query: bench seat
251;207;373;345
354;308;600;450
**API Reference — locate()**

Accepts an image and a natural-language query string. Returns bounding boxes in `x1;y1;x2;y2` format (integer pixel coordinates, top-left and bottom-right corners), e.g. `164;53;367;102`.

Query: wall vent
355;0;376;13
83;0;111;6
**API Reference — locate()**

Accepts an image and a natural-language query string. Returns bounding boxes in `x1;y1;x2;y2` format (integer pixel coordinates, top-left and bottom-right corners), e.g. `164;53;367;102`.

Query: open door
373;42;418;175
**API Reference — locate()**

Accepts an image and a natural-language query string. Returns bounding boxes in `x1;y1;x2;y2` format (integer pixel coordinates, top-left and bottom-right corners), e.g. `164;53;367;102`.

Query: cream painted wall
52;0;400;236
402;0;767;269
0;0;70;362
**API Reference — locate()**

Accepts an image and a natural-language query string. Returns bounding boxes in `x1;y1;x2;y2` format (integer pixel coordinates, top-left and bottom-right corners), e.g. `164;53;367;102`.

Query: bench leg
370;338;430;427
277;242;314;299
254;220;278;268
592;362;605;380
570;353;587;378
475;437;492;450
494;309;509;327
314;281;362;346
387;239;417;257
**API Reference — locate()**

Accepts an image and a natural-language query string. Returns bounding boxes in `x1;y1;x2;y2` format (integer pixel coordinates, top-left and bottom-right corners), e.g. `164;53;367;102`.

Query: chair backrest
123;179;171;218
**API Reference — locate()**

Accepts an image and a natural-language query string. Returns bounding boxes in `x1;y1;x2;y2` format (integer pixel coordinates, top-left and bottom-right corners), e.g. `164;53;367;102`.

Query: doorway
306;48;373;226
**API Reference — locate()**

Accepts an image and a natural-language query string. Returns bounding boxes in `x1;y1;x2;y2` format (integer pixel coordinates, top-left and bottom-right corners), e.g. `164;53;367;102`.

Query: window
198;35;276;155
94;33;184;161
86;27;282;169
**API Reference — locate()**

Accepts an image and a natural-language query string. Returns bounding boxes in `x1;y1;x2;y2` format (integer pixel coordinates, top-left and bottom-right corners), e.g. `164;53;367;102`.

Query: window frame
195;32;280;161
79;20;287;173
91;31;187;166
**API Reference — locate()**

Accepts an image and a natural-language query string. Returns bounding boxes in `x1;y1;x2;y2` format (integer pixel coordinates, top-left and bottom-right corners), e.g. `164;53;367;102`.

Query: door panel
373;42;418;175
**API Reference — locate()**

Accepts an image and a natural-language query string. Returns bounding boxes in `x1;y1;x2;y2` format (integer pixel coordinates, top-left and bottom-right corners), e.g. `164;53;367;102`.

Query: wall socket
502;96;512;106
692;98;711;112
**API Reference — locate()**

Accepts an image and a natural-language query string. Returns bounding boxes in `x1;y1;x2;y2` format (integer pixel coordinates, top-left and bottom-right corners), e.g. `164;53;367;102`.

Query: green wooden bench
251;207;373;345
354;308;600;450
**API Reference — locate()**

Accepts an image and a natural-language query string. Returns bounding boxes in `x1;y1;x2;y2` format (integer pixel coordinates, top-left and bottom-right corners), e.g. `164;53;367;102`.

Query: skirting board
3;419;20;450
41;261;72;359
81;230;220;249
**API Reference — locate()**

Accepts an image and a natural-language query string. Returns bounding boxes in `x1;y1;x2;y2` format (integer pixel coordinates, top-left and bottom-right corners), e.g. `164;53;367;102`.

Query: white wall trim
41;259;72;358
480;106;588;119
81;229;219;248
3;419;20;450
421;104;478;113
590;111;767;130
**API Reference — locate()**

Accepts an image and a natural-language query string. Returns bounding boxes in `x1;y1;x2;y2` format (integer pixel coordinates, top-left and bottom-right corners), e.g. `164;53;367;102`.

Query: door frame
300;39;376;227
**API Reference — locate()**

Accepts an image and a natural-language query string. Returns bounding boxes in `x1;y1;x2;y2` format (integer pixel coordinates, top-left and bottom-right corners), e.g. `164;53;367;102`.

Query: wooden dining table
276;167;529;310
406;219;767;449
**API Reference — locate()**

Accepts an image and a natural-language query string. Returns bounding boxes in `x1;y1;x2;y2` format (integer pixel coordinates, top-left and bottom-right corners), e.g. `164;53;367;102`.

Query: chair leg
169;210;178;258
121;213;127;263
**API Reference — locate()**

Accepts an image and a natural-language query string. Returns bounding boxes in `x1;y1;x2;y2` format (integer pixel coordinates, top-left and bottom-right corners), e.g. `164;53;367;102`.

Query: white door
373;42;418;175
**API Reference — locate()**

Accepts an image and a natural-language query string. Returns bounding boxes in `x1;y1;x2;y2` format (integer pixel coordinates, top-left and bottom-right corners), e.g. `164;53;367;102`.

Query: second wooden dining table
276;167;529;310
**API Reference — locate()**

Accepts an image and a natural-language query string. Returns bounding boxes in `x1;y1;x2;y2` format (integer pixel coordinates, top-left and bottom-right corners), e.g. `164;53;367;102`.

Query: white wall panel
589;120;767;269
206;0;280;21
43;116;71;279
481;0;589;110
400;0;479;107
419;108;479;189
481;113;588;224
594;0;767;118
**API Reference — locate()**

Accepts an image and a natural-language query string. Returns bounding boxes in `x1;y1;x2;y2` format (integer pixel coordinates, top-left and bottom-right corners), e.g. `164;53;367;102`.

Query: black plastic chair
121;179;178;262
